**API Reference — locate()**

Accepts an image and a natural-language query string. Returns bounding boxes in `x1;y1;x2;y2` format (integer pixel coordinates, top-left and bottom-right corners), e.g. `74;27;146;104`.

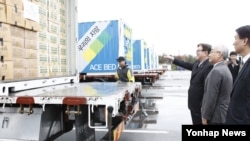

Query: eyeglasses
196;50;204;53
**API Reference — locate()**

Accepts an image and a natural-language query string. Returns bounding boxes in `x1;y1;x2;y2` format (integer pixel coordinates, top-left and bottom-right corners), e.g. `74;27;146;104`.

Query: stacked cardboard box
24;0;40;80
48;32;59;76
1;0;68;80
25;29;38;78
38;0;68;77
14;27;26;79
0;3;6;23
0;24;26;80
0;0;39;80
38;0;48;77
5;0;25;27
59;0;66;75
47;0;61;77
24;0;39;31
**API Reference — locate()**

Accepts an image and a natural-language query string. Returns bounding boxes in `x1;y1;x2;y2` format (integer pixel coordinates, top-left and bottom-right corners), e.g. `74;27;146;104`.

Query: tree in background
186;55;196;62
159;55;170;64
159;54;196;70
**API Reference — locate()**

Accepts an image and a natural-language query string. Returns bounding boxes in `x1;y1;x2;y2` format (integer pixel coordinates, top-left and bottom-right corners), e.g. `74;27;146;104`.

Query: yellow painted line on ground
95;129;169;134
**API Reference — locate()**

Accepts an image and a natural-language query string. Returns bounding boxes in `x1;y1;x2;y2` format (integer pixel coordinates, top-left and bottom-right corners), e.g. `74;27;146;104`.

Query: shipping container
150;47;155;69
150;47;159;70
147;47;160;70
146;47;151;69
132;39;146;71
144;42;148;70
78;20;133;75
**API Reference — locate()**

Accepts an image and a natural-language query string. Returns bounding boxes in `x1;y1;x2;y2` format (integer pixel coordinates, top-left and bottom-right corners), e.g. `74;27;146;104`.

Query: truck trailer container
147;52;166;75
132;39;146;71
146;49;166;76
132;41;159;85
78;20;133;82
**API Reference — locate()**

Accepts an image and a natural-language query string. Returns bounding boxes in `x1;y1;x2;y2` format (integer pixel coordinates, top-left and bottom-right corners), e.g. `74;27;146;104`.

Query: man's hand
231;60;238;66
202;118;208;125
163;54;174;61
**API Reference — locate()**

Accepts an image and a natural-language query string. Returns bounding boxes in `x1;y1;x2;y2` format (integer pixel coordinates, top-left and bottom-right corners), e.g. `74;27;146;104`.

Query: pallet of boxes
0;0;39;80
46;0;67;77
0;0;67;81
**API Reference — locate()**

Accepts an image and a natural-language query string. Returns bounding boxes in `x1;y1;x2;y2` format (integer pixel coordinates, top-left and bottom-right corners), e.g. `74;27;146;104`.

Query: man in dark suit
227;51;240;83
202;45;233;125
164;43;213;124
226;25;250;124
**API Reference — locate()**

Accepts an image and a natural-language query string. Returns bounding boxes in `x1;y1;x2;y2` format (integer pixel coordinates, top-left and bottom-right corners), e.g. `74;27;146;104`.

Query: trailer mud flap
113;120;125;141
75;105;95;141
0;105;64;141
101;117;124;141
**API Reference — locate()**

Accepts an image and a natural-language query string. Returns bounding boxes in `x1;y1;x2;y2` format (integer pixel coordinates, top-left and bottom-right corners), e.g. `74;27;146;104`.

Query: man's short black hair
236;25;250;46
197;43;212;54
116;56;126;62
230;51;237;56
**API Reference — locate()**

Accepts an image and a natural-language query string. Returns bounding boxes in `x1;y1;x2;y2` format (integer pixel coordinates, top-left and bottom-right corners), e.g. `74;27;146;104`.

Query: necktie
197;63;201;68
239;61;244;73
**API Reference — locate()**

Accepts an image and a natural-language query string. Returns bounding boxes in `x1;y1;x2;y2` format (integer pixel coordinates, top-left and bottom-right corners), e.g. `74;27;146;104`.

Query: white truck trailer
0;0;141;141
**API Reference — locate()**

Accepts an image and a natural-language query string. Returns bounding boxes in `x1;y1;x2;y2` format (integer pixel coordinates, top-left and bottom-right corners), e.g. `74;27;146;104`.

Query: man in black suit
227;51;240;83
226;25;250;124
164;43;213;124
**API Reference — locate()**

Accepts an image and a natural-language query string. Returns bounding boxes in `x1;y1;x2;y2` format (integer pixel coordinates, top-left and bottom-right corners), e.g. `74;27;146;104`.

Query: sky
78;0;250;56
